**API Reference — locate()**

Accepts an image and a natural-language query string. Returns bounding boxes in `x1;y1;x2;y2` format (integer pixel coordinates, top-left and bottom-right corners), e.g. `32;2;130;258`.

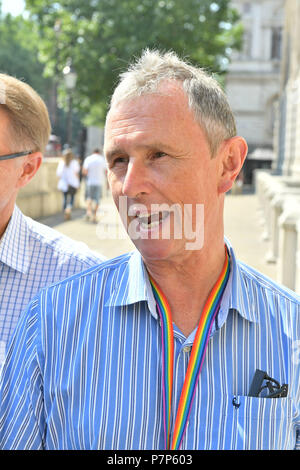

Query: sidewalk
39;191;277;282
39;196;135;260
224;192;276;281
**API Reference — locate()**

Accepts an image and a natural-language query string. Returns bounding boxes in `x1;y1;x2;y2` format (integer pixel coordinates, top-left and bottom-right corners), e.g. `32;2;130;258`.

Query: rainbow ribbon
150;248;230;450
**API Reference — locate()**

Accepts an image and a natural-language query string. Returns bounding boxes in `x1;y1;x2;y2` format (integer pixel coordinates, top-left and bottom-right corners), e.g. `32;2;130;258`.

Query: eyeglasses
0;150;33;161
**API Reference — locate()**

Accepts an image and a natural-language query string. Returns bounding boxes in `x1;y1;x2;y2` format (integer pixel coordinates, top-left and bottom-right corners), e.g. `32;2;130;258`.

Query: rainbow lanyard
150;248;230;450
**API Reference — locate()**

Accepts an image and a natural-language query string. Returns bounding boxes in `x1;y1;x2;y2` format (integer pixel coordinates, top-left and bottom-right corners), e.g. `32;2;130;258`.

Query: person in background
0;73;105;372
56;149;81;220
82;148;107;223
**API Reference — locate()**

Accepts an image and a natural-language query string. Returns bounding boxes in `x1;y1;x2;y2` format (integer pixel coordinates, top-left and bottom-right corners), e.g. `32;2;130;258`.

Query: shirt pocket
228;395;294;450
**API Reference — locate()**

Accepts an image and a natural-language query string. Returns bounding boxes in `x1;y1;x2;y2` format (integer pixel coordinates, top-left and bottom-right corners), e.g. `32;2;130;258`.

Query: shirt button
183;346;191;353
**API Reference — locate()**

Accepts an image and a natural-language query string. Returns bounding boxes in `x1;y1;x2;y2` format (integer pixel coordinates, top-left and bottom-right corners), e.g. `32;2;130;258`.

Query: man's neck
0;203;15;239
146;240;226;337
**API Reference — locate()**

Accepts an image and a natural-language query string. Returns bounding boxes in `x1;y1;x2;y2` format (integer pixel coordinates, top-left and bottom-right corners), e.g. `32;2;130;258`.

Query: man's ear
217;136;248;194
17;152;43;189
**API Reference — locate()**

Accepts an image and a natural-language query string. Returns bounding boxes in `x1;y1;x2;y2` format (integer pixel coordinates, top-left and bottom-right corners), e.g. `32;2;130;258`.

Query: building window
271;27;282;59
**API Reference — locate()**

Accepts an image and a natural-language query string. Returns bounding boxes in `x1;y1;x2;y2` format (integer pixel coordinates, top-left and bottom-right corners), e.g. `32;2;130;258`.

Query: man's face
0;108;25;225
104;82;222;263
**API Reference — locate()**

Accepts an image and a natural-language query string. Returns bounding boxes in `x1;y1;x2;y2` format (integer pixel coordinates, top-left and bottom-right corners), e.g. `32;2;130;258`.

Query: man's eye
152;152;167;159
111;156;128;166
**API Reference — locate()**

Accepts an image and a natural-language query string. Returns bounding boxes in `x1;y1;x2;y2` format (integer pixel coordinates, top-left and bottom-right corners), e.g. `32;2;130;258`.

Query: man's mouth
134;210;170;230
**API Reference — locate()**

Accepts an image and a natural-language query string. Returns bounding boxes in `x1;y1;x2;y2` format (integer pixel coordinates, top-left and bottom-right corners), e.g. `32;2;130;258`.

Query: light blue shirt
0;205;105;369
0;240;299;450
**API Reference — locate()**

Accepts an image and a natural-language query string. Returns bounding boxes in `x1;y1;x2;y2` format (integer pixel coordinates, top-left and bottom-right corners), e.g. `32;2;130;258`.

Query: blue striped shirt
0;205;105;370
0;240;299;450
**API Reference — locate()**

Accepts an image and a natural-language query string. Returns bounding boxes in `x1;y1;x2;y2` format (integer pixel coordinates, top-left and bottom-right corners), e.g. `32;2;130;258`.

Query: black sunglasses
0;150;33;161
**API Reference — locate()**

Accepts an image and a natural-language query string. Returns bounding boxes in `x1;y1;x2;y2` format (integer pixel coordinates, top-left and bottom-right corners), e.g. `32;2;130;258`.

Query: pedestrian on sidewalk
0;73;105;372
56;148;80;220
1;50;299;451
82;148;107;223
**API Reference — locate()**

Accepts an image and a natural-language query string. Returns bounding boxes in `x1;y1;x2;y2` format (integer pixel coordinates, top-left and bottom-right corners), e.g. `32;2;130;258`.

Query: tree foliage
0;8;50;99
25;0;242;125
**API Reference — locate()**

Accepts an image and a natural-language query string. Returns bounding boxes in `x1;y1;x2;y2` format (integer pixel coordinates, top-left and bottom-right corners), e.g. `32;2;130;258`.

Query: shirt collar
0;205;30;274
105;250;158;318
220;237;259;325
106;239;259;325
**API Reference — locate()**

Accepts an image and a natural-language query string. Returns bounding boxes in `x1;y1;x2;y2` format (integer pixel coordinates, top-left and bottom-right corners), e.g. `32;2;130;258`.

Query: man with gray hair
0;73;105;370
1;50;299;450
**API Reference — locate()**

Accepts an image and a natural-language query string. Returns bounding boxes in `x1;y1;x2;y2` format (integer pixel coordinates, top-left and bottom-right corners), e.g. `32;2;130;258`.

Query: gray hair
110;49;236;156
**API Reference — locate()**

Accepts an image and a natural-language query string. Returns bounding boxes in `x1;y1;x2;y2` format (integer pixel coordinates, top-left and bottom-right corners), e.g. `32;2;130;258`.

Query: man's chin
132;238;181;263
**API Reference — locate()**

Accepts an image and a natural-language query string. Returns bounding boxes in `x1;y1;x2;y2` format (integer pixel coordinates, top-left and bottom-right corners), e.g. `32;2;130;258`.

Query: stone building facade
226;0;284;152
255;0;300;294
225;0;284;184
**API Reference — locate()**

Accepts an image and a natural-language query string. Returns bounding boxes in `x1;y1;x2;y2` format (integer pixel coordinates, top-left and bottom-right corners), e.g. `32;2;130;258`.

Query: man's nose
121;159;151;198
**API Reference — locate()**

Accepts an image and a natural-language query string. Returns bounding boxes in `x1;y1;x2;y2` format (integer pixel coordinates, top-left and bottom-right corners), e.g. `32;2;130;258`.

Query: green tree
0;7;83;148
25;0;242;125
0;9;50;99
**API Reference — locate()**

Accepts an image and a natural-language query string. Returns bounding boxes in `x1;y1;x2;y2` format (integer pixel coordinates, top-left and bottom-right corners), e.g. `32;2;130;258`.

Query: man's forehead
104;99;180;154
106;93;191;140
0;105;10;122
104;87;208;157
0;107;13;153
